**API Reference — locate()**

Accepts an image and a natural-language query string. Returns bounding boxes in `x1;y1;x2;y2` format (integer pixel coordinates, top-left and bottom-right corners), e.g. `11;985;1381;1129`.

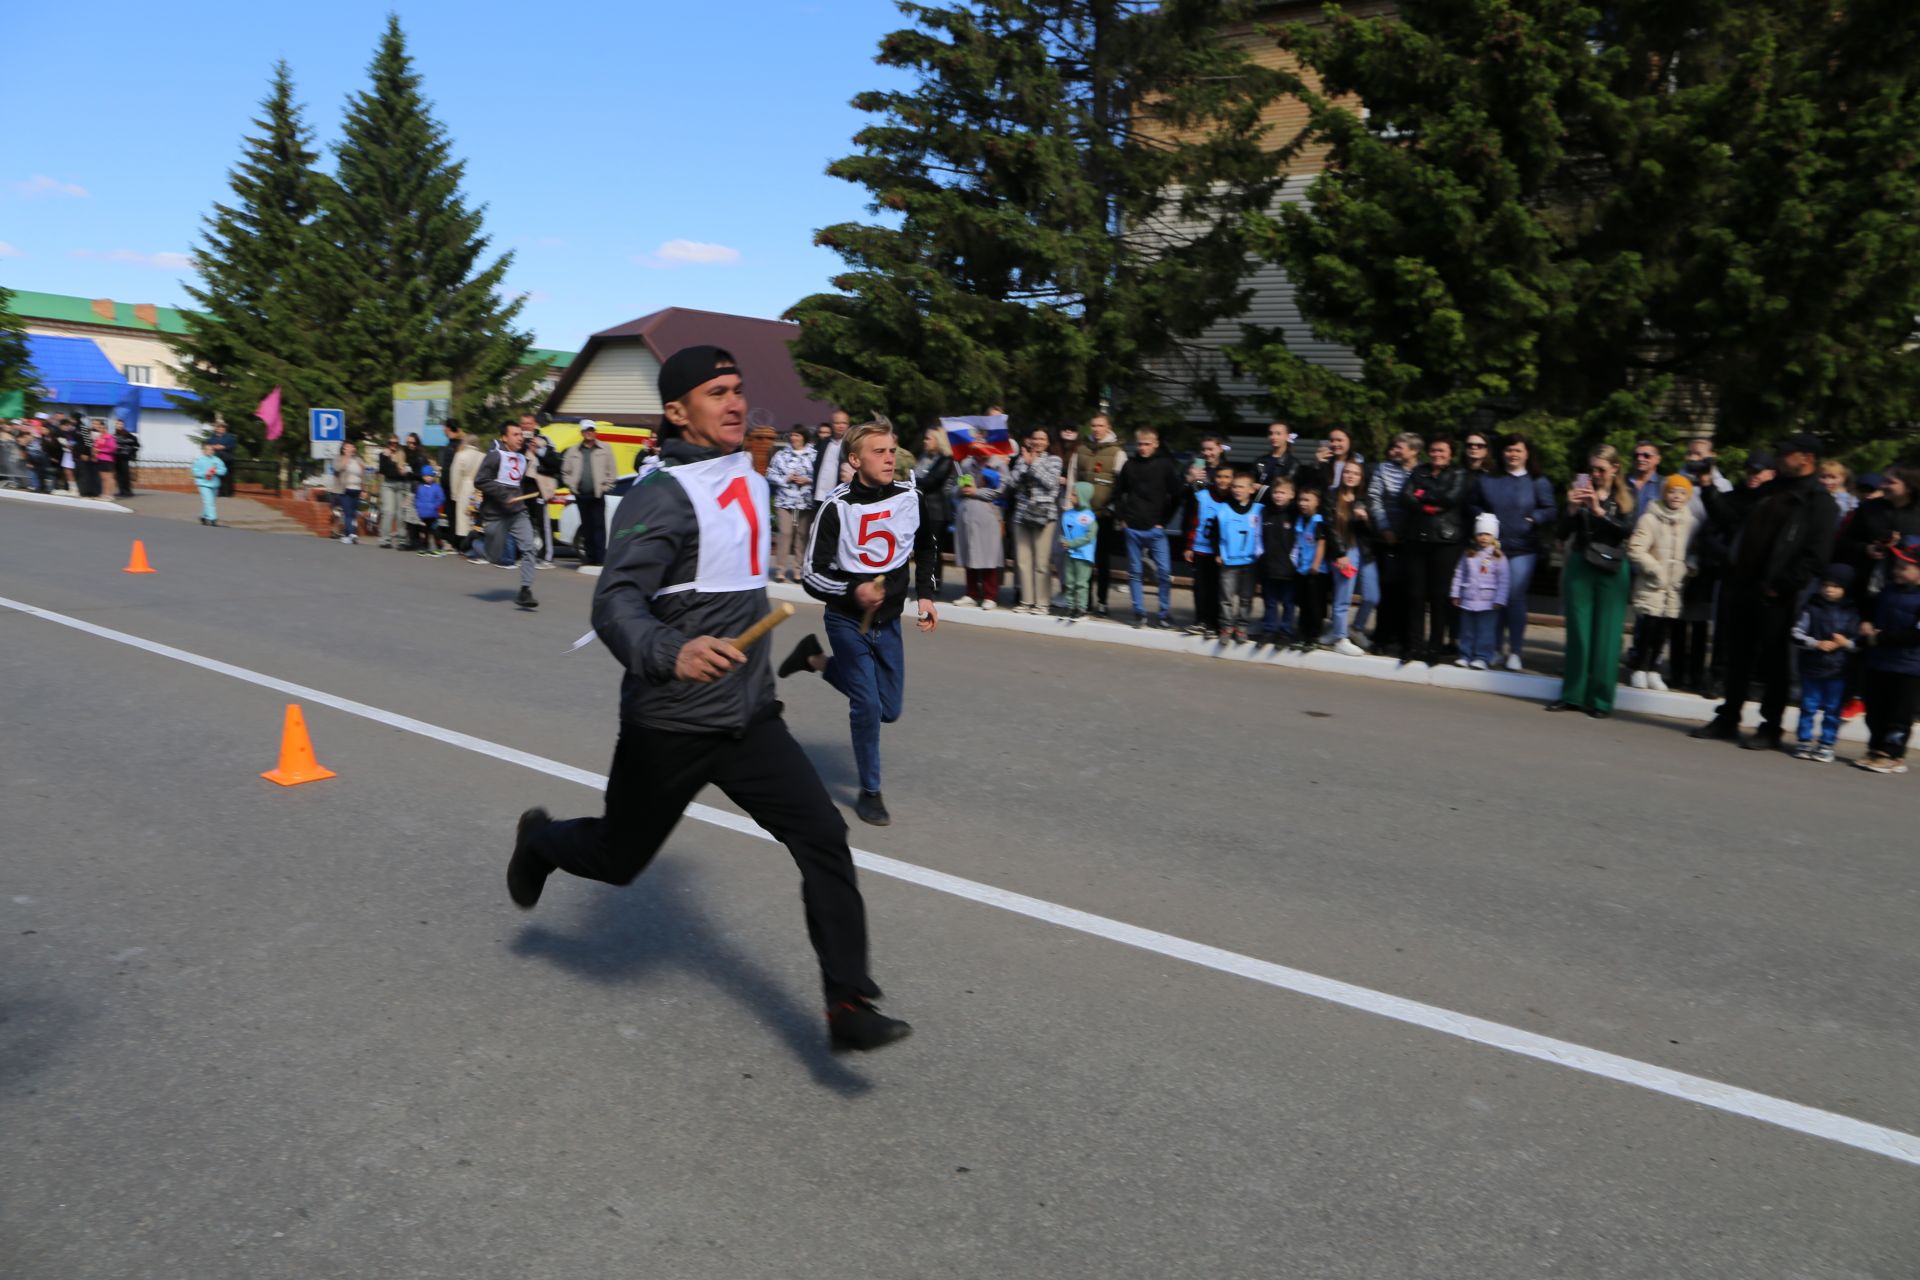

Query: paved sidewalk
116;488;312;534
759;581;1867;744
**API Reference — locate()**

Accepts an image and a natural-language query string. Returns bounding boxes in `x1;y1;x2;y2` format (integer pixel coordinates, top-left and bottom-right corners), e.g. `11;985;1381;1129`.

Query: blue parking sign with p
309;408;346;458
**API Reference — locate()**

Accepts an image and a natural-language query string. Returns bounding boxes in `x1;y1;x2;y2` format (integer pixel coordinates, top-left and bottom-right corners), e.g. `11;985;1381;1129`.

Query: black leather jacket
1400;463;1470;544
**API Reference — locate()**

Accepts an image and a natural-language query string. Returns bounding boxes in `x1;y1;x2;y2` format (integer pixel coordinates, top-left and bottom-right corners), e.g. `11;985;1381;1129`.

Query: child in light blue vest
191;441;227;526
1061;481;1098;618
1210;470;1264;643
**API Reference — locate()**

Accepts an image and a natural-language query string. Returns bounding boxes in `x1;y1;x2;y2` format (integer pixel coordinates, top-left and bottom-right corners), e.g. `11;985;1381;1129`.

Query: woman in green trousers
1549;445;1636;717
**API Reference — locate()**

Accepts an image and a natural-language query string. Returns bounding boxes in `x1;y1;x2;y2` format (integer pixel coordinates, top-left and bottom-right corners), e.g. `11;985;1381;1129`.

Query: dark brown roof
544;306;836;430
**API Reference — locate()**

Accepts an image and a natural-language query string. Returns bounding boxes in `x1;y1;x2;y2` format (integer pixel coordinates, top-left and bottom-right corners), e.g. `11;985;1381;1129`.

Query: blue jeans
337;489;360;537
1459;609;1498;665
1328;558;1359;639
1495;552;1537;659
1261;577;1296;635
1125;527;1173;621
823;610;905;794
1797;675;1845;747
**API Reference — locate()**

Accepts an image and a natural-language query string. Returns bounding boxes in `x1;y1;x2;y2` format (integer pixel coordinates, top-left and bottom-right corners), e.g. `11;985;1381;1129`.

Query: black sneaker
507;807;553;909
1743;727;1784;752
854;790;891;826
1690;716;1739;741
516;586;538;609
828;998;912;1051
780;633;824;678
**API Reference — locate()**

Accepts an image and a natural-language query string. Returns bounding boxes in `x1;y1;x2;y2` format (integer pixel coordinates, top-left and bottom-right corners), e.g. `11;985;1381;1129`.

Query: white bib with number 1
653;451;769;598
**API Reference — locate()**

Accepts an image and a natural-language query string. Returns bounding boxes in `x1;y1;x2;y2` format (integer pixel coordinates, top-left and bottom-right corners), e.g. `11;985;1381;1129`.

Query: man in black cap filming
1692;431;1840;750
504;345;911;1052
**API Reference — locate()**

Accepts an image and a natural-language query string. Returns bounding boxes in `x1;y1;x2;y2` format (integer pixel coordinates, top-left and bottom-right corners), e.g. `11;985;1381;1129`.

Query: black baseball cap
657;345;741;406
1775;431;1824;458
1745;451;1777;472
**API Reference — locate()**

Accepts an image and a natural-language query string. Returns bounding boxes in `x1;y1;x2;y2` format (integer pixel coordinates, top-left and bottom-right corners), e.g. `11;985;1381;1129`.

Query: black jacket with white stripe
802;476;939;628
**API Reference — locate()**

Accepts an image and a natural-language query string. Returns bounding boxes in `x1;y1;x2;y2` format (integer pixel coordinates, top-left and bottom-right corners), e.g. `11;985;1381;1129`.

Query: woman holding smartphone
1549;445;1636;717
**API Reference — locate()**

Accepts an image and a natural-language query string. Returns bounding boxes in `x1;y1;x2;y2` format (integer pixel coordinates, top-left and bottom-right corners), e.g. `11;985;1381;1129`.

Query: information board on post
309;407;346;460
392;381;453;448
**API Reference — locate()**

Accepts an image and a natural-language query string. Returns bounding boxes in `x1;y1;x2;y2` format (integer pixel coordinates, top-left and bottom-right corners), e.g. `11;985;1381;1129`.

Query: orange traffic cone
261;703;337;786
123;540;157;574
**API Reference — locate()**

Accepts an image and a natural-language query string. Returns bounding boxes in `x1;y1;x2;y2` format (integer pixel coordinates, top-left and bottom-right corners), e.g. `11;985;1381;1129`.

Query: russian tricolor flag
942;415;1012;462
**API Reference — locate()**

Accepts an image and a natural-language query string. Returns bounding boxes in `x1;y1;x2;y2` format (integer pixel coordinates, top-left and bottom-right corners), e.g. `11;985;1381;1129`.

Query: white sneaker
1454;657;1471;668
980;599;998;611
1629;670;1649;689
951;596;976;608
1469;659;1489;671
1646;671;1668;691
1504;652;1523;672
1332;638;1365;657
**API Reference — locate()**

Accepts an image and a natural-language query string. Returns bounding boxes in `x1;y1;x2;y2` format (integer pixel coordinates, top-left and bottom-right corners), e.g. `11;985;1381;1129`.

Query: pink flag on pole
257;386;284;441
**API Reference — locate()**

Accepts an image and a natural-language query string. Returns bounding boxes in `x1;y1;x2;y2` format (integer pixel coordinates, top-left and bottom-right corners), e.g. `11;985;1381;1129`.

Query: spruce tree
1236;1;1920;463
172;62;336;463
323;16;537;439
0;287;36;417
789;0;1287;428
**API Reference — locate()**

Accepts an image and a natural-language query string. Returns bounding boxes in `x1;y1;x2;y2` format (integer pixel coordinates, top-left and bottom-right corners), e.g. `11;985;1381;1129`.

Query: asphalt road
3;502;1916;1279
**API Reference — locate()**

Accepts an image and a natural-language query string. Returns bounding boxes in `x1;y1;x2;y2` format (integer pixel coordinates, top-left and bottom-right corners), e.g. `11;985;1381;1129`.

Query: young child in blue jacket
191;441;227;526
1790;564;1860;762
1209;468;1263;643
1060;481;1098;619
413;464;447;555
1289;486;1330;651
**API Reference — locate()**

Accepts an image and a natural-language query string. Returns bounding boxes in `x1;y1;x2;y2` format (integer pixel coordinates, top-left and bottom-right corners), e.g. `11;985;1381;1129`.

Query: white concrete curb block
0;489;132;514
762;582;1870;744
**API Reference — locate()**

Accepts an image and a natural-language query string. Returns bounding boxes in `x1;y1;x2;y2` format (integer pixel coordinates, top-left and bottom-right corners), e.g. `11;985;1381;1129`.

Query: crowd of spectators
16;400;1913;772
3;413;143;498
767;413;1913;773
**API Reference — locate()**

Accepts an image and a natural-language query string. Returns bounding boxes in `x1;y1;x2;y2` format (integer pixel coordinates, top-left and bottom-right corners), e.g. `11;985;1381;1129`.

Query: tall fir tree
1235;1;1920;466
0;287;37;417
323;16;537;439
789;0;1286;428
172;61;336;463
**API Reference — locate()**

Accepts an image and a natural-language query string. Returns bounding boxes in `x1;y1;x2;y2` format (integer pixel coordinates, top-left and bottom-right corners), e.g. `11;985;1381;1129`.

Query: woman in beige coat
1626;473;1696;690
446;437;484;555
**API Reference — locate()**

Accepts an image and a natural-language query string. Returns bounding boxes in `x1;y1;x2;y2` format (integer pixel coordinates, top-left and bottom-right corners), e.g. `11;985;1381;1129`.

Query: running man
781;419;939;827
473;421;540;609
506;345;910;1052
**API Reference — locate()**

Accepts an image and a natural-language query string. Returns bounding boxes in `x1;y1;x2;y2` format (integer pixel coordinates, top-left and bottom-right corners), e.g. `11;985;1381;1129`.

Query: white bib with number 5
654;451;770;598
836;485;921;574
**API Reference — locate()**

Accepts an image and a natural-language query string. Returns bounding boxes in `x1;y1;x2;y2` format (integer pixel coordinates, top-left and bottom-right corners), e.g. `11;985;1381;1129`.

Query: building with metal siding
1140;1;1394;432
545;307;835;432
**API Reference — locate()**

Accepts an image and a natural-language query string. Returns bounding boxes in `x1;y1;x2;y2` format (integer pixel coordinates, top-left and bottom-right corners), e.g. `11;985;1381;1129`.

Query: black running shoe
854;790;891;827
1689;716;1739;741
1742;727;1784;752
516;586;538;609
828;998;912;1051
507;807;553;909
780;633;824;679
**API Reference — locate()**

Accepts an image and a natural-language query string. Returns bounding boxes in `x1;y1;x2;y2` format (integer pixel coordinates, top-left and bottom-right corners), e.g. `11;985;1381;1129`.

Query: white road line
4;590;1917;1170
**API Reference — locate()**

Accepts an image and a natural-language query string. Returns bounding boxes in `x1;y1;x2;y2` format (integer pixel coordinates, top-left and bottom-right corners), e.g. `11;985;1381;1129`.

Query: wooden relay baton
730;601;796;652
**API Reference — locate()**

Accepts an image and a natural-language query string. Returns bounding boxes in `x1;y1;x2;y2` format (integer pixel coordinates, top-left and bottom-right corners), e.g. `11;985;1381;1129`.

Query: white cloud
70;248;194;271
638;239;743;268
15;174;89;198
0;241;20;258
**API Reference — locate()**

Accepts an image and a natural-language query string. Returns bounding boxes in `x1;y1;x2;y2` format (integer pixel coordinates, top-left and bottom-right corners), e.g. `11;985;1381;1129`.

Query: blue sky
3;0;913;352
